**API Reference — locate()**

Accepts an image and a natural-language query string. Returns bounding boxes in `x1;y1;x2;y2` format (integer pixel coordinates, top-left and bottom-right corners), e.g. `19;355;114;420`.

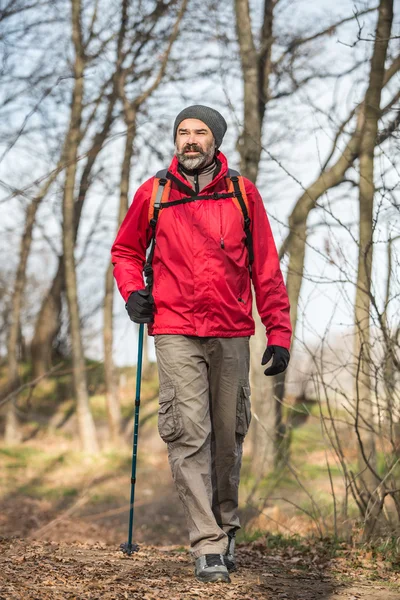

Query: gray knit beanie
173;105;227;148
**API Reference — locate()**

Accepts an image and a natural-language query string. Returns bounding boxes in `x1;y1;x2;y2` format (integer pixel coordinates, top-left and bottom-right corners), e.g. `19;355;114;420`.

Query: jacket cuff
122;284;139;302
266;333;291;350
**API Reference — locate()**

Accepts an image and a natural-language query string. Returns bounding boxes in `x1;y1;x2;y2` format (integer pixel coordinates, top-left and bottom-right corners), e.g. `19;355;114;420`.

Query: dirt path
1;538;399;600
1;432;399;599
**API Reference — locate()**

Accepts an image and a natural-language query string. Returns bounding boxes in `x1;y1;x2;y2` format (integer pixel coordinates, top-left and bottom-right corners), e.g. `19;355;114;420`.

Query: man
111;105;292;583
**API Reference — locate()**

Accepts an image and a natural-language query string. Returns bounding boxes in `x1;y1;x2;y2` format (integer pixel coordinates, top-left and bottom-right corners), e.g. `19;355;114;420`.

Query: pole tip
120;542;140;555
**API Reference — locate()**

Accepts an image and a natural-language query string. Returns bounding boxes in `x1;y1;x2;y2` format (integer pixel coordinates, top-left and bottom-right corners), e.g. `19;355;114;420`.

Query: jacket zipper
194;171;199;194
219;203;225;248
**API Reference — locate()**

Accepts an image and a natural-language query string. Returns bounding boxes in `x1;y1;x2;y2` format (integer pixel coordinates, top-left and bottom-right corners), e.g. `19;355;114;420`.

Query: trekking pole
120;322;144;555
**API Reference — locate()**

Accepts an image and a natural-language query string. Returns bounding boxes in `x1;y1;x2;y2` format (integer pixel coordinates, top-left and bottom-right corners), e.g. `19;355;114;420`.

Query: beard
175;139;216;170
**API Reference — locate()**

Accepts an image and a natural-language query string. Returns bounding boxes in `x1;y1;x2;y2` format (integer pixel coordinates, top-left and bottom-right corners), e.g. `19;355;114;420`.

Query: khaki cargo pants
154;334;251;558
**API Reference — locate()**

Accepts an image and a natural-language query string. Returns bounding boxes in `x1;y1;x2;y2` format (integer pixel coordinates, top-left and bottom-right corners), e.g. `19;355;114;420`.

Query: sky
108;0;399;366
0;0;398;371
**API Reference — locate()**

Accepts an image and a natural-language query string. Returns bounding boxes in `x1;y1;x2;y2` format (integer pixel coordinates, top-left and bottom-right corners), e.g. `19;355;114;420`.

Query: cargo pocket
236;385;252;438
158;385;183;443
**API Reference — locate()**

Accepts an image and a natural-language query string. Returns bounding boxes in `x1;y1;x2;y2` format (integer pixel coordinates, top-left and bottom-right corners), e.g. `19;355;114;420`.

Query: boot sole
195;572;231;584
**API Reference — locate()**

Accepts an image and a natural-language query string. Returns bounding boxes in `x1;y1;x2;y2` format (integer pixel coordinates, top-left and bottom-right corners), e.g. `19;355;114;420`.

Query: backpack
143;169;254;290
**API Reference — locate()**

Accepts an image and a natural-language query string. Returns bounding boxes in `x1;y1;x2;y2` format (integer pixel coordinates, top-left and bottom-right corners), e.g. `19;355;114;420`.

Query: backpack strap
148;169;171;223
144;170;171;291
225;169;249;213
226;170;254;276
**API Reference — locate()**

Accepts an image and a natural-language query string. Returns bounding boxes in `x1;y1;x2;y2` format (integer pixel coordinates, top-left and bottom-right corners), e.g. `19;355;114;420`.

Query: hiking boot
195;554;230;583
224;530;236;572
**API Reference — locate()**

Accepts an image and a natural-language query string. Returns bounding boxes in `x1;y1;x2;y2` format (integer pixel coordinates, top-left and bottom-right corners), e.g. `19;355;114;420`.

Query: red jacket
111;152;292;348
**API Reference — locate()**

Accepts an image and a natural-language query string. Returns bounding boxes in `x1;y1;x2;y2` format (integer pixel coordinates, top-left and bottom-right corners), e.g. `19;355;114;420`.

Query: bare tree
61;0;99;453
0;0;68;441
30;60;121;378
233;0;276;473
353;0;393;536
277;43;399;467
30;77;120;378
234;0;273;182
103;0;189;442
232;0;380;472
274;0;398;541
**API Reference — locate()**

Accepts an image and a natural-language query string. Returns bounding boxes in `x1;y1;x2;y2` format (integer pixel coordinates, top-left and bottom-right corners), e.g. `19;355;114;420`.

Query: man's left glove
126;289;154;323
262;345;290;376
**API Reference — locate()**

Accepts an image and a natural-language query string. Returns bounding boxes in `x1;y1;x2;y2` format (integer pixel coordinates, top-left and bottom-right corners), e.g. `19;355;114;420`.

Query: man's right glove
126;289;154;323
262;345;290;376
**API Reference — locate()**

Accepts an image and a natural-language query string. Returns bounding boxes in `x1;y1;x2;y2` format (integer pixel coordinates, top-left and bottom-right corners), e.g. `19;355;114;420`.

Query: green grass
0;446;42;461
236;530;400;580
240;462;299;497
241;456;343;499
0;446;50;477
376;452;400;479
264;532;312;552
237;531;343;558
298;462;343;480
369;536;400;568
103;450;135;472
17;483;79;500
89;492;120;505
290;422;325;454
89;394;108;419
236;529;266;544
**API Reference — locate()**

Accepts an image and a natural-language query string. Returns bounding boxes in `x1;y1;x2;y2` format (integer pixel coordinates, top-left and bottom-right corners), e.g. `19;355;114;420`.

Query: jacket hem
149;327;255;338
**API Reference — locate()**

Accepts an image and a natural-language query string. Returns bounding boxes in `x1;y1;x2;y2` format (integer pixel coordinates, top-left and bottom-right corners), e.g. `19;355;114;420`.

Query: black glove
126;289;154;323
262;345;290;376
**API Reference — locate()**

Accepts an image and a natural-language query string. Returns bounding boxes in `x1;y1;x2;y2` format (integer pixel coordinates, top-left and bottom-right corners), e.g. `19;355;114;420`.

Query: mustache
182;144;204;154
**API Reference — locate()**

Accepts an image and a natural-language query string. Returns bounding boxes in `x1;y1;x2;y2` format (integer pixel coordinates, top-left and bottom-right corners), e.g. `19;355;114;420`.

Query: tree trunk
31;261;64;377
249;301;275;473
235;0;277;475
354;0;393;530
103;116;135;443
234;0;263;183
62;0;98;453
383;235;400;455
4;405;21;445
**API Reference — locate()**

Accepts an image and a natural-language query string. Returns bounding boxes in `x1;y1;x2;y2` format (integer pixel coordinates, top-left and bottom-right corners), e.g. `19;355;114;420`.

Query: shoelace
205;554;224;567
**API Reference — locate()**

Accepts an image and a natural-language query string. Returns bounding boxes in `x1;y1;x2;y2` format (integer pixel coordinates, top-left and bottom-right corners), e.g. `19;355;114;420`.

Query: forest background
0;0;399;597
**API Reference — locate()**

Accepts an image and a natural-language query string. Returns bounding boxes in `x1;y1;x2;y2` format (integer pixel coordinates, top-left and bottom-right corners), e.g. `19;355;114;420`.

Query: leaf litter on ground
0;537;399;600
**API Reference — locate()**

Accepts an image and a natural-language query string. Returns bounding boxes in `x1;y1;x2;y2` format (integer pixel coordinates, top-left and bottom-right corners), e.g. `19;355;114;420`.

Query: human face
175;118;216;170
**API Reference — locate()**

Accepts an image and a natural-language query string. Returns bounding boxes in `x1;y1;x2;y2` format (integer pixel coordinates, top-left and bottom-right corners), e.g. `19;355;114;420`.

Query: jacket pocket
152;260;166;305
236;385;252;438
158;385;183;443
237;269;250;305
